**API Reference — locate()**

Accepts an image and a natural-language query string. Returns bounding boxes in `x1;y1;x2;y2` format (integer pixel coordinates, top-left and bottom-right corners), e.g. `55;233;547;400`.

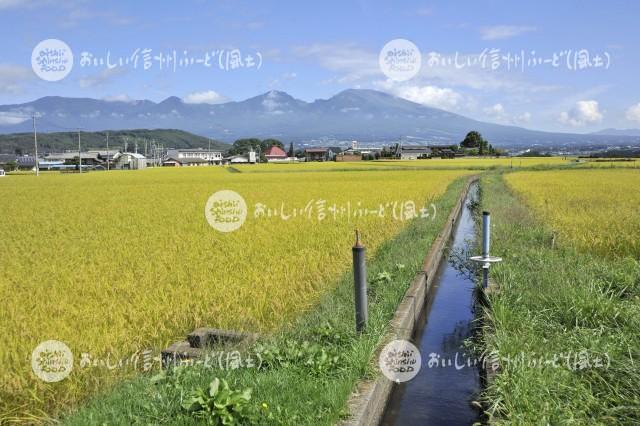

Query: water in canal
382;184;482;425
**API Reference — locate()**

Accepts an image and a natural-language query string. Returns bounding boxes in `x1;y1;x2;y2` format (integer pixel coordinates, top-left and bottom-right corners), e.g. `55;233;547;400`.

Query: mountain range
589;128;640;137
0;129;229;155
1;89;639;147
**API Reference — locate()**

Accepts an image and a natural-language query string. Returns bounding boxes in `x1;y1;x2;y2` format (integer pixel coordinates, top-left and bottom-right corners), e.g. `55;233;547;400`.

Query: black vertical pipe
353;230;368;332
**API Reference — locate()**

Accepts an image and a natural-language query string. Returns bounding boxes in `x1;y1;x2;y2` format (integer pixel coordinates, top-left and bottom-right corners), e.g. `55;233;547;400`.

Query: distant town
2;128;639;174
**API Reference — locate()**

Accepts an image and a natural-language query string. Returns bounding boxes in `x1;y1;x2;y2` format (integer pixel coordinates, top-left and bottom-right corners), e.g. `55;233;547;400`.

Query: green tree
479;139;487;156
261;139;284;152
4;160;17;171
229;138;261;156
460;131;484;149
287;142;294;157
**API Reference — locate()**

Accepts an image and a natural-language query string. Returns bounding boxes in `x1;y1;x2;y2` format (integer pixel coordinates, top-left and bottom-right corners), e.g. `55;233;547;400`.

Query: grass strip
477;172;640;424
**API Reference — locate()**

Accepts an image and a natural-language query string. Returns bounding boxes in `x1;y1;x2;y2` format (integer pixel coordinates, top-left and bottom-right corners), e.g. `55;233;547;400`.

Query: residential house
264;145;289;162
305;147;341;162
46;152;104;167
162;156;208;167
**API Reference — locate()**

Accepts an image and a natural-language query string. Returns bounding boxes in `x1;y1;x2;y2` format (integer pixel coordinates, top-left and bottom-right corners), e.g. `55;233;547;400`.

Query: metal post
78;130;82;174
471;211;501;289
32;114;39;176
482;211;490;258
482;211;490;289
106;131;110;171
352;230;368;332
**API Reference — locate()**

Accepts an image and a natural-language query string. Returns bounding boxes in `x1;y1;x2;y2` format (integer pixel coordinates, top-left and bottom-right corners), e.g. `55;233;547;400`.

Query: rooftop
264;145;287;157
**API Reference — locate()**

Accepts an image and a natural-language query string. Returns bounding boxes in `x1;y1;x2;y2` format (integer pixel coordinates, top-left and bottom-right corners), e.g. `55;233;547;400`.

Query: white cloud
625;103;640;122
59;7;134;28
103;94;134;103
394;85;462;109
79;67;124;88
81;110;101;119
183;90;227;104
515;112;532;124
484;103;506;117
480;25;537;40
293;43;379;84
558;100;603;127
294;42;560;95
261;90;286;114
0;64;33;94
269;72;297;88
483;103;531;125
0;0;33;9
416;7;433;16
0;111;30;125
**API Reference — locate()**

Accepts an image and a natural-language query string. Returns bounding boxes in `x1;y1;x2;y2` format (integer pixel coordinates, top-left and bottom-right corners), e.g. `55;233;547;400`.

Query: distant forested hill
0;129;230;154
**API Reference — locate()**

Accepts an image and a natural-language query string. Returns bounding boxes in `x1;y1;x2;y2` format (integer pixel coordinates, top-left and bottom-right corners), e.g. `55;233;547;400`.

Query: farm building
88;150;119;168
395;145;432;160
162;156;209;167
305;147;341;162
223;155;249;164
223;152;257;164
16;156;38;170
45;152;104;167
113;152;147;170
165;149;223;165
335;152;362;162
264;145;289;162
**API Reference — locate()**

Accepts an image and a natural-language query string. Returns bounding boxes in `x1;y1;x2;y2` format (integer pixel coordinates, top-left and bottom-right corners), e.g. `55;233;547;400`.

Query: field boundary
339;175;478;426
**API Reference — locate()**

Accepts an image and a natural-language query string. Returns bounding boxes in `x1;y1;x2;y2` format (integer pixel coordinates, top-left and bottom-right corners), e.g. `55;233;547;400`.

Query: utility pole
78;130;82;174
106;131;110;171
32;114;39;176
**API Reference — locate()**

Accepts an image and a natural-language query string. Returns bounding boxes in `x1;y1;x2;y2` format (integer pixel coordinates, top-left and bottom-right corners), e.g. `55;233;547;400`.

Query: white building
113;152;147;170
165;149;223;165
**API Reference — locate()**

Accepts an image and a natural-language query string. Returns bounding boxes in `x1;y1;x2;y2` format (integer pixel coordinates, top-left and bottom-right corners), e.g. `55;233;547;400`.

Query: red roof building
264;145;288;162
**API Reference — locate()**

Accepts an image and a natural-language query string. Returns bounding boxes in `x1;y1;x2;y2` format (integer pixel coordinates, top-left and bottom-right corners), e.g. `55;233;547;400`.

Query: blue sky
1;0;639;132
